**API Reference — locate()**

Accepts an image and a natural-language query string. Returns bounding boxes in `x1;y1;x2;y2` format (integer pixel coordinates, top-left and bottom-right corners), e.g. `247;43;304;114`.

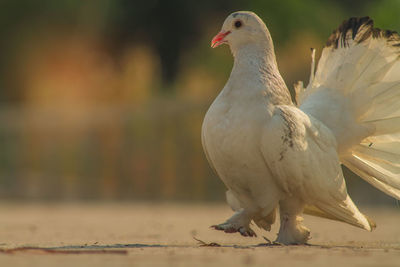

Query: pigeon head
211;11;273;54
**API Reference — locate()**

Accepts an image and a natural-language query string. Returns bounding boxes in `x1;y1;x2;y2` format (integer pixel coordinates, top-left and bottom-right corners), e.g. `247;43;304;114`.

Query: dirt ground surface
0;203;399;266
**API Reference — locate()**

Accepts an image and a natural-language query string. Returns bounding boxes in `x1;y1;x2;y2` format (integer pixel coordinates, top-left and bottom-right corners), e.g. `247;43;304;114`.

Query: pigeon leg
211;209;256;237
276;198;310;245
253;207;276;232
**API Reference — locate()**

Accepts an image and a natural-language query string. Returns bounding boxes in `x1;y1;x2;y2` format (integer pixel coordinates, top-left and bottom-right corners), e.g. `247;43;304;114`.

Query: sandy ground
0;203;399;266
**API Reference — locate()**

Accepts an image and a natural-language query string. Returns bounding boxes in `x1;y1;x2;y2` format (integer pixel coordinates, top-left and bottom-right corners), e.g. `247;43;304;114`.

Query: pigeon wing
260;105;374;230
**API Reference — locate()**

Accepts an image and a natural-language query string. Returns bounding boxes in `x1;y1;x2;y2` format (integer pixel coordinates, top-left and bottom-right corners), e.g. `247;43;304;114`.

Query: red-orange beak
211;31;231;48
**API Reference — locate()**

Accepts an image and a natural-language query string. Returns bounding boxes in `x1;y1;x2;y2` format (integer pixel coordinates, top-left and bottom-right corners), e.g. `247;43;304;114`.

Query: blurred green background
0;0;399;205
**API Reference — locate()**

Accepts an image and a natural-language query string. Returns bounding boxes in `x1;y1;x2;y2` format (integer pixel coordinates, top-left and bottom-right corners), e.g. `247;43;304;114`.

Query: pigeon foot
275;214;310;245
211;222;256;237
211;209;256;237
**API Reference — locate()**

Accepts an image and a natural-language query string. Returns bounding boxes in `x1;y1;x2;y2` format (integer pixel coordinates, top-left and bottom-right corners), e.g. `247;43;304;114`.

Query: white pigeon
202;11;400;245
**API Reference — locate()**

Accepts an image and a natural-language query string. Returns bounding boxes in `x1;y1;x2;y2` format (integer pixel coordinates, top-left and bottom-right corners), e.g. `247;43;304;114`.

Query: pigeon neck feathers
228;36;292;106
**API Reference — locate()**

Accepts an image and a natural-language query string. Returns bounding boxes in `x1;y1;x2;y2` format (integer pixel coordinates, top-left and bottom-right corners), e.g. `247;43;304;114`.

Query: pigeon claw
211;223;256;237
239;226;257;237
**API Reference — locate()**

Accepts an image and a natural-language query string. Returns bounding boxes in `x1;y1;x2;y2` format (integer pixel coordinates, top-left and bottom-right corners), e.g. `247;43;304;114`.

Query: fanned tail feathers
298;17;400;201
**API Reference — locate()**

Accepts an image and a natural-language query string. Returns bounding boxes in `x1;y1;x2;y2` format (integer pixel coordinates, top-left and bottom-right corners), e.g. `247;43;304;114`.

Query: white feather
298;17;400;200
202;13;400;244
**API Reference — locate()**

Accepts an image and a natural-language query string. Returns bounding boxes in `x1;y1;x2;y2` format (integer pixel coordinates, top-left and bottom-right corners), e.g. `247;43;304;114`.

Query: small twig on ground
193;237;221;247
254;236;283;247
263;236;272;244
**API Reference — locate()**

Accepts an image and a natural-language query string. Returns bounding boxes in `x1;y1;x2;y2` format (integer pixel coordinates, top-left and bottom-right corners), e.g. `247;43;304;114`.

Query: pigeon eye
234;20;242;29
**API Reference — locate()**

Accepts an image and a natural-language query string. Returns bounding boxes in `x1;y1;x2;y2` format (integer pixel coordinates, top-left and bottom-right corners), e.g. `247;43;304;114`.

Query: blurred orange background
0;0;398;205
